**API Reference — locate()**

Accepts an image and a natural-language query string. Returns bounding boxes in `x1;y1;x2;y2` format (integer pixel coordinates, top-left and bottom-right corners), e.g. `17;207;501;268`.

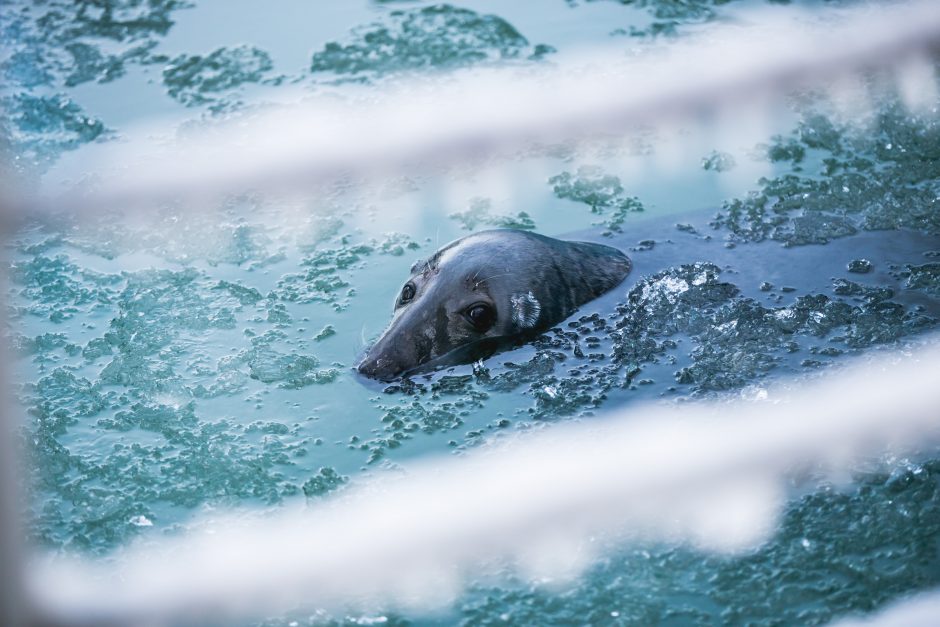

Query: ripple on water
550;165;646;236
309;4;553;80
712;106;940;247
163;45;278;109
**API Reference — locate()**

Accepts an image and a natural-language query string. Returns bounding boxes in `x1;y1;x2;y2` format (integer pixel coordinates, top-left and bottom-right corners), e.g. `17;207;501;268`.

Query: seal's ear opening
563;240;632;300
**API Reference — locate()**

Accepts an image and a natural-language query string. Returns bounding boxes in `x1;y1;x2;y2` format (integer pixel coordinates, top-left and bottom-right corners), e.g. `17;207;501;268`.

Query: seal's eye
465;303;496;331
400;282;416;304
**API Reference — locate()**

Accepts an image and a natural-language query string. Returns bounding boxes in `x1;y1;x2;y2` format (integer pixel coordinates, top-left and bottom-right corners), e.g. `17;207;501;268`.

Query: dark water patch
847;258;872;273
549;165;645;236
219;336;337;390
2;49;55;89
92;267;245;395
309;4;551;80
163;45;278;109
764;134;808;166
24;412;306;551
712;103;940;247
1;93;108;169
19;328;312;552
313;325;336;342
97;398;198;432
449;197;536;231
8;252;120;322
38;0;187;42
61;40;154;87
701;149;736;172
376;232;422;256
7;216;439;552
603;0;748;39
831;277;892;301
629;239;657;252
9;332;81;364
302;466;348;499
275;233;420;310
899;263;940;298
1;0;187;88
360;375;490;464
275;242;373;310
214;280;264;306
20;313;314;551
1;0;190;166
29;368;110;436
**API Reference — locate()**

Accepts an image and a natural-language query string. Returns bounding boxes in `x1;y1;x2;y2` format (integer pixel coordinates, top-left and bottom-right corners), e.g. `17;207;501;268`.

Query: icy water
3;0;940;625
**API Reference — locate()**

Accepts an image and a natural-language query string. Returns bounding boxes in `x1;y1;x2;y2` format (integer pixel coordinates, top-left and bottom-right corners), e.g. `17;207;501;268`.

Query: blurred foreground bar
26;337;940;626
11;0;940;219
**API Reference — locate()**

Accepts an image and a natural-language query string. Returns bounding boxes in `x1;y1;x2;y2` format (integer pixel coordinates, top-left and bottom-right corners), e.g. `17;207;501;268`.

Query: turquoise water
3;0;940;624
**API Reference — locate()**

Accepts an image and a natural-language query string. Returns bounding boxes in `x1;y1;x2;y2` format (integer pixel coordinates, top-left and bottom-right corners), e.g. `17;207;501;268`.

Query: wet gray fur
357;229;631;380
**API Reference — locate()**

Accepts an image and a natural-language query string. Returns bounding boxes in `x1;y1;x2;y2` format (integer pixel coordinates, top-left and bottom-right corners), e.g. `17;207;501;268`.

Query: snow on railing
23;338;940;625
14;0;940;217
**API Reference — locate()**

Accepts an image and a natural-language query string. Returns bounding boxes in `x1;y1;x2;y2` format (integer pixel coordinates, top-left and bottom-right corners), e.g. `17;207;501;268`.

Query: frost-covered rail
10;0;940;217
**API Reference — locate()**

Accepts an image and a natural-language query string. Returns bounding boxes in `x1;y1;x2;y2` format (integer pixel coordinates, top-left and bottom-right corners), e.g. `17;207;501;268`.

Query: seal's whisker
359;324;368;352
474;272;513;287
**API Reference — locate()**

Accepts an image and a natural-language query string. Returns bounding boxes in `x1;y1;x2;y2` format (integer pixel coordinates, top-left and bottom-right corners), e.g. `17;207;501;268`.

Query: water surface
3;0;940;624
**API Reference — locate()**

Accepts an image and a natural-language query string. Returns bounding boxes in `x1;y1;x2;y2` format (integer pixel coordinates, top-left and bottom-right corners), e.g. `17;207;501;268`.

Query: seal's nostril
357;356;390;377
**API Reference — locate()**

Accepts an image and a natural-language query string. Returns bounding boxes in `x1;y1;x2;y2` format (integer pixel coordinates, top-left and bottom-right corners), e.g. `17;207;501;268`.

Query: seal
357;229;631;381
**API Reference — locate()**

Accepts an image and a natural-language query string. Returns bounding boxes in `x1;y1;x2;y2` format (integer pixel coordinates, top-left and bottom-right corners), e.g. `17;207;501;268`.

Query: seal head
357;229;631;381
